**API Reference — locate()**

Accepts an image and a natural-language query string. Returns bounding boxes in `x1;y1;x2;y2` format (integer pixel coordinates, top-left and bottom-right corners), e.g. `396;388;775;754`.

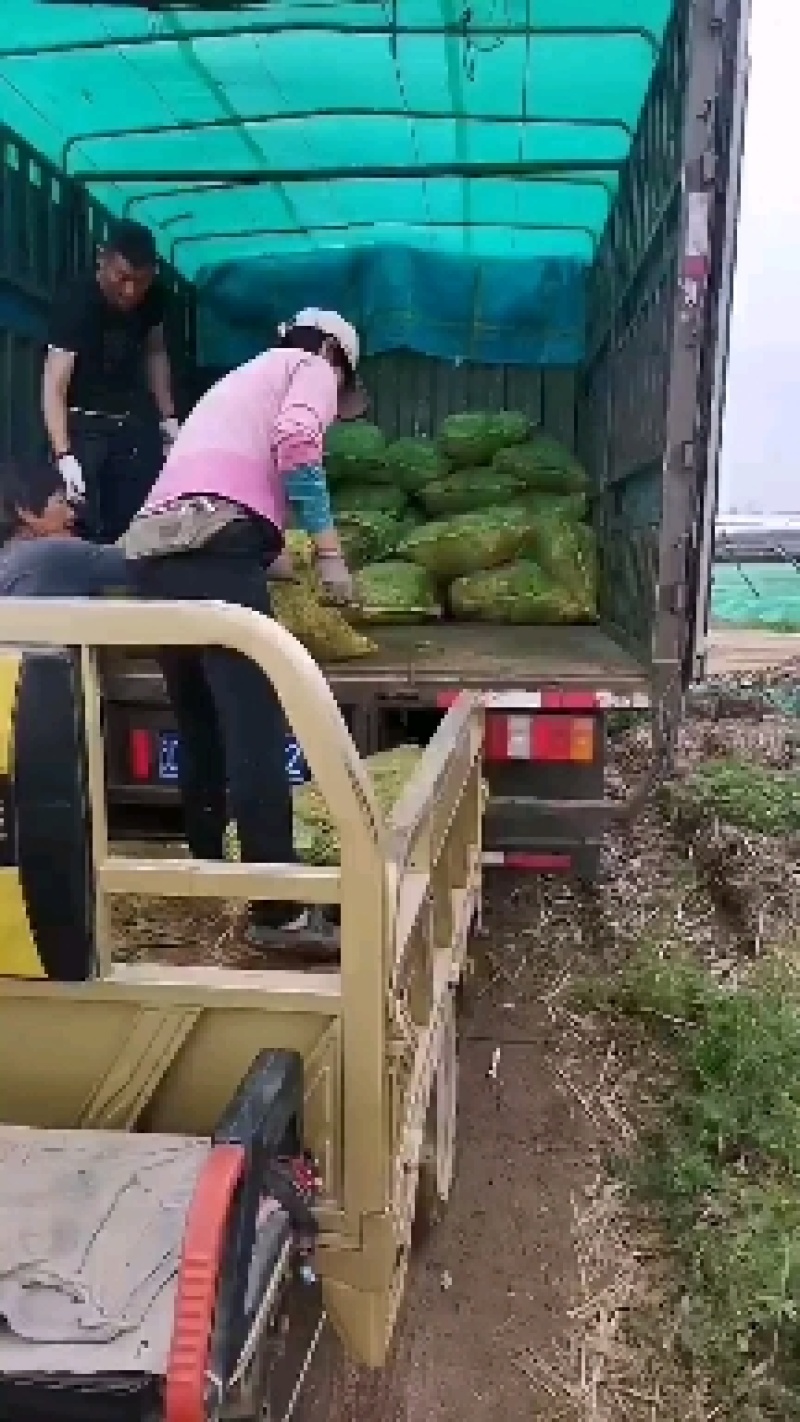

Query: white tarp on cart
0;1126;208;1377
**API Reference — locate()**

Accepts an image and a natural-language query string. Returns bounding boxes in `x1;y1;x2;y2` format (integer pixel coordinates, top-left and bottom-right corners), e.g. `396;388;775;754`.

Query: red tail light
532;715;595;764
484;714;596;763
129;728;153;782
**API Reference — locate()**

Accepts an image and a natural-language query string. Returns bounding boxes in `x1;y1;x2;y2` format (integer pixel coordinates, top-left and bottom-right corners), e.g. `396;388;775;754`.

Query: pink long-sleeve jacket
143;348;339;529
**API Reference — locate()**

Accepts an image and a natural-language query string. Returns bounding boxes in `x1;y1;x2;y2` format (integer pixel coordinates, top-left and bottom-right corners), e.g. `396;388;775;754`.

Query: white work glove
315;550;354;605
160;417;180;448
57;453;85;502
267;549;298;582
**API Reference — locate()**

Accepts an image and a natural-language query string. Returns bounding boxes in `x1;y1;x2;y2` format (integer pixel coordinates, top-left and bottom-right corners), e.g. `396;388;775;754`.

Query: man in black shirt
42;220;179;544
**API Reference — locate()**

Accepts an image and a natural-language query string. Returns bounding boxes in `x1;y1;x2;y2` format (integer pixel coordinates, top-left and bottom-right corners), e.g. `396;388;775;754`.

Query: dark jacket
0;537;129;596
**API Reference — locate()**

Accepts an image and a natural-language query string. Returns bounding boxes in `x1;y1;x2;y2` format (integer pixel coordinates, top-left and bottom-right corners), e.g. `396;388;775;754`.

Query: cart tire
0;648;94;983
415;990;458;1238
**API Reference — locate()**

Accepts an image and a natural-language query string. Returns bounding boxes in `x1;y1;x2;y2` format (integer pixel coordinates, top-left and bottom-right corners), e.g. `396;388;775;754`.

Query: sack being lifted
270;532;377;661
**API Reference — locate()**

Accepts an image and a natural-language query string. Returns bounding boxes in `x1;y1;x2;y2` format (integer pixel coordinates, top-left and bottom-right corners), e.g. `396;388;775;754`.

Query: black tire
0;647;94;981
414;991;459;1242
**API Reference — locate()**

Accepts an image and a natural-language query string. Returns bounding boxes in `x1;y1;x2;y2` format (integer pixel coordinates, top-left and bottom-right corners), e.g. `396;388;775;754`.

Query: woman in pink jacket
123;309;365;954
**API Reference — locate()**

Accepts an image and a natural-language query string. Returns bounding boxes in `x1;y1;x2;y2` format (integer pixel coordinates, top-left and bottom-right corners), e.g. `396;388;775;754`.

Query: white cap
283;307;360;373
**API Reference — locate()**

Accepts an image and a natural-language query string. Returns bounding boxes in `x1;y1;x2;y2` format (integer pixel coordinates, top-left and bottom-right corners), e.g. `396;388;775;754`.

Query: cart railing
0;597;484;1364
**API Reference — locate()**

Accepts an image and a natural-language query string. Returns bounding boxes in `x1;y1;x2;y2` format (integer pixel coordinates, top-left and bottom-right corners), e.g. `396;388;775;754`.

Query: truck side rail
385;695;484;1245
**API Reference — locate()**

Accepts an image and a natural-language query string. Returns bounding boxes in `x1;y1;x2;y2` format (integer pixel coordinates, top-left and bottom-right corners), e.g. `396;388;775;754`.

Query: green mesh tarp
6;1;673;365
711;564;800;632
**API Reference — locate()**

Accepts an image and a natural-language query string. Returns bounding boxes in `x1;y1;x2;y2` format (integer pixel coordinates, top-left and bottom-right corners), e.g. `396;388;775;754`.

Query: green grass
681;758;800;836
588;953;800;1411
606;708;648;739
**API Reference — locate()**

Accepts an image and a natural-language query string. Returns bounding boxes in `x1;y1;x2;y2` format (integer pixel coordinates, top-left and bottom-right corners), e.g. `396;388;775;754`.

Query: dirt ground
705;624;800;673
340;875;603;1422
111;874;603;1421
111;852;668;1421
111;871;615;1421
313;690;800;1421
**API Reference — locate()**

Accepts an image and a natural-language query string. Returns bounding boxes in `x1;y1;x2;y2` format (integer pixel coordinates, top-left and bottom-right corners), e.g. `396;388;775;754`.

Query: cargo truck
0;0;749;877
94;0;749;879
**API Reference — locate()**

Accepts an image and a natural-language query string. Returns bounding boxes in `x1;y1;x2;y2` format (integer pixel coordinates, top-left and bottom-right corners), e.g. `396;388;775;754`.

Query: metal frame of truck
0;595;484;1419
101;0;752;873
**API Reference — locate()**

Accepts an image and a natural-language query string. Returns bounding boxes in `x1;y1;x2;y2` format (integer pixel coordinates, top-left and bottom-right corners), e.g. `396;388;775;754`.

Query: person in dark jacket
41;219;178;544
0;458;127;596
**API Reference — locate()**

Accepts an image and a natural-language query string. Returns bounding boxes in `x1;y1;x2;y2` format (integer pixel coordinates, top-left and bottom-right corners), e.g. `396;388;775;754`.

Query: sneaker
245;908;340;962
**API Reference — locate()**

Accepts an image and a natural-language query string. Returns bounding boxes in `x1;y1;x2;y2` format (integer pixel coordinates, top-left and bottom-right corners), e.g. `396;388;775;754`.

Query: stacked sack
324;422;425;569
323;420;445;624
433;422;597;624
327;410;597;626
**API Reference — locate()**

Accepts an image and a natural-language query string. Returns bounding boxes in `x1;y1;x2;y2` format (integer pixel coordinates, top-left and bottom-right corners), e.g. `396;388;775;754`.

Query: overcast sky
719;0;798;512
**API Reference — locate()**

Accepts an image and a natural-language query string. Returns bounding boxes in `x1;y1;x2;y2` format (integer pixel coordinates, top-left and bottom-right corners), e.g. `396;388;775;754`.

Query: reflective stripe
69;406;131;422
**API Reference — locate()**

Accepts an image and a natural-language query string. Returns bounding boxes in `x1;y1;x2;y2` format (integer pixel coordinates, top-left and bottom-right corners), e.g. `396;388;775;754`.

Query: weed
588;952;800;1410
606;709;649;739
681;758;800;835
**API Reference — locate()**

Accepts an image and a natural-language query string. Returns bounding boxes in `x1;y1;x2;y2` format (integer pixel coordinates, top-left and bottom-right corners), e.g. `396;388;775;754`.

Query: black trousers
69;408;164;544
129;520;301;927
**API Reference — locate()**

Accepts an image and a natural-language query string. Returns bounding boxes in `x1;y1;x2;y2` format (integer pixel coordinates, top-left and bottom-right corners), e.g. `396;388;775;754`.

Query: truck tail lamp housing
485;713;595;764
129;728;153;782
435;692;598;765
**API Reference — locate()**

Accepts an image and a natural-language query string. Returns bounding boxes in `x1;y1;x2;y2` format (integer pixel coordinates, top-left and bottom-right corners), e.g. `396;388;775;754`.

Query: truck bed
325;621;650;697
103;622;650;708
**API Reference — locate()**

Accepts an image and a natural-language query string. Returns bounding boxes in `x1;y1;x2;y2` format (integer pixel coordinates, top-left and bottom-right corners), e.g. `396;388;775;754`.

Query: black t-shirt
48;274;165;415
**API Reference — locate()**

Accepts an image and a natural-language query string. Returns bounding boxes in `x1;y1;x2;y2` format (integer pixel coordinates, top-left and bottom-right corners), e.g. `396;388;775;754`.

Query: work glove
57;453;85;503
160;417;180;449
267;549;298;581
315;549;354;605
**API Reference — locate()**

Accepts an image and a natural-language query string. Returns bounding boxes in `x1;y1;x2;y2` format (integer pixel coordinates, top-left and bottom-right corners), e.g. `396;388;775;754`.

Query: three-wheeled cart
0;597;484;1421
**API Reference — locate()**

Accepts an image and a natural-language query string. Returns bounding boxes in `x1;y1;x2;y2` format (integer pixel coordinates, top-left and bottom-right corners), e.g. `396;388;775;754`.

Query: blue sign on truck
157;731;310;787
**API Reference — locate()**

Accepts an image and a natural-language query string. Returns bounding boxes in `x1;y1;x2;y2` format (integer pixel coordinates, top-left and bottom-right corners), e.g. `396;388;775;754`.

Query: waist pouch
120;497;246;560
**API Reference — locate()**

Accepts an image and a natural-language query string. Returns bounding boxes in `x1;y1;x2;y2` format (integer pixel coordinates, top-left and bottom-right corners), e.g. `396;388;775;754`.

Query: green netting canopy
712;565;800;633
5;1;674;365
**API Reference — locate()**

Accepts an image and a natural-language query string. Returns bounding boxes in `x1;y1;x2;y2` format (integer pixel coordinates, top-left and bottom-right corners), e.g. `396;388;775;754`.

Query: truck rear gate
102;617;651;874
105;679;613;877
